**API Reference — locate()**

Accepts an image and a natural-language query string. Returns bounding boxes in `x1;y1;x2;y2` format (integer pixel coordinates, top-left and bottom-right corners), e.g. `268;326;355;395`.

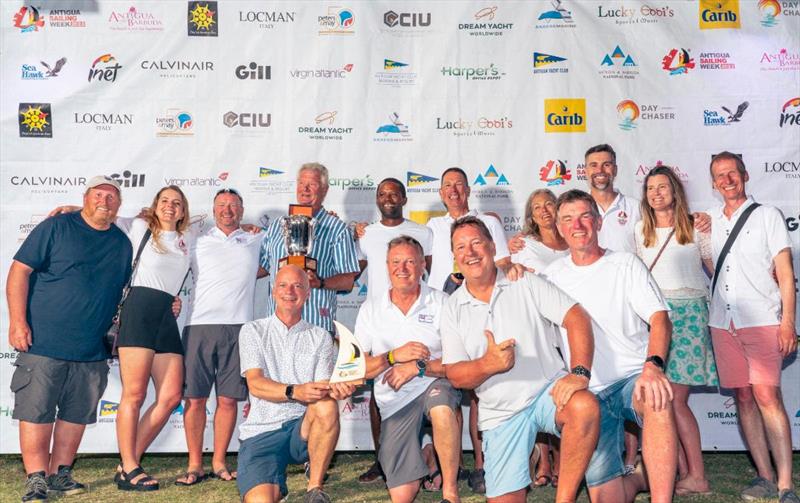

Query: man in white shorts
355;236;460;503
441;216;599;502
543;189;677;503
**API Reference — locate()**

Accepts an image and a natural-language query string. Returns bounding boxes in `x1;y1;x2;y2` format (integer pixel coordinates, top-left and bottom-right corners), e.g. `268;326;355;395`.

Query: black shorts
117;286;183;355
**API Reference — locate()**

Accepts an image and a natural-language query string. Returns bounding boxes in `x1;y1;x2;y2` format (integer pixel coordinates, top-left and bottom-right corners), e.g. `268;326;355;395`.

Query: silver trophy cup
279;214;317;271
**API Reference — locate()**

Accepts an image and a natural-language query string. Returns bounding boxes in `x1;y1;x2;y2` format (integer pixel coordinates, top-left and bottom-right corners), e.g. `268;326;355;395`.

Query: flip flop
209;467;237;481
532;474;552;488
551;474;559;488
675;486;713;497
422;470;442;492
174;471;208;486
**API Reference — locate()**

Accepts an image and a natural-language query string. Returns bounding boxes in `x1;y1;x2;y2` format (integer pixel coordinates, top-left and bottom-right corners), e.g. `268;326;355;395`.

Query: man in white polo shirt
706;152;797;503
179;188;264;485
355;177;433;484
543;189;677;503
582;144;641;252
427;167;511;291
442;216;599;503
355;236;461;503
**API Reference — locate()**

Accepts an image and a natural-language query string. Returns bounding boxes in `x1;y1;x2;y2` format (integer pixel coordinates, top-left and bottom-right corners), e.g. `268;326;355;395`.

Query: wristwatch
570;365;591;380
415;359;427;377
285;385;294;400
644;355;665;371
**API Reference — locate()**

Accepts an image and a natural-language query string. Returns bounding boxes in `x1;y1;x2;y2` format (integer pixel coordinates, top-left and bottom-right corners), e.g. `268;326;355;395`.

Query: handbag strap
648;228;675;272
711;203;761;295
119;229;152;304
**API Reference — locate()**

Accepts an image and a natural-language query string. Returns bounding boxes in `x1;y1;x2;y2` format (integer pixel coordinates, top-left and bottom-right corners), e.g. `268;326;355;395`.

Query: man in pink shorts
707;152;797;503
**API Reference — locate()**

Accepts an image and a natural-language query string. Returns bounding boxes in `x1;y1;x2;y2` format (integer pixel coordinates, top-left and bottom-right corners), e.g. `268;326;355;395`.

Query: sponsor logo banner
544;99;586;133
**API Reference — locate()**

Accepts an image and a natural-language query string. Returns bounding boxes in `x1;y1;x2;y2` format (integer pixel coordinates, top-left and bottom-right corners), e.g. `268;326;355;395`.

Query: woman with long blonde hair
112;185;193;491
635;166;716;496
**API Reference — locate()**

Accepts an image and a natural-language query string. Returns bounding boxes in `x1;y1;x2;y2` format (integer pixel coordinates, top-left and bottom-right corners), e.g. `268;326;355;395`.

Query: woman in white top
512;189;569;272
114;186;193;491
511;188;568;489
635;166;716;496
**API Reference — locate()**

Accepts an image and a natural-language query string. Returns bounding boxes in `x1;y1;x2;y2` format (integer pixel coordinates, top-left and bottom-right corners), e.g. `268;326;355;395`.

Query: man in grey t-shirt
237;265;356;503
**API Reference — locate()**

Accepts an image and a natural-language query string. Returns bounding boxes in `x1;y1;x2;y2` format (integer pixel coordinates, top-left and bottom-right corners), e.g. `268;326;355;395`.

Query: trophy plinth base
279;255;317;272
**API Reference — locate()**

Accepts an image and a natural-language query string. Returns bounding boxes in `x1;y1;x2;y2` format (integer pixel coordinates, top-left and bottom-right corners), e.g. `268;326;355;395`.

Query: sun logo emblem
189;3;216;31
20;105;49;131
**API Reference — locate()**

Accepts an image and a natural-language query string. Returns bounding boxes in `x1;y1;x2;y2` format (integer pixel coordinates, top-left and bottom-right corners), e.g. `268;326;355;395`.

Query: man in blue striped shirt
259;163;359;333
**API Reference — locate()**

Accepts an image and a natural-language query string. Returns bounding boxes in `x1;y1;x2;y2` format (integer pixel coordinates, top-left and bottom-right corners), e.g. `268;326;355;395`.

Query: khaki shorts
10;352;109;424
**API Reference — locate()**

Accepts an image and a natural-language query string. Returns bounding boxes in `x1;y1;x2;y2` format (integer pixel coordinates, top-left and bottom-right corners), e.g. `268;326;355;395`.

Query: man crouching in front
236;265;356;503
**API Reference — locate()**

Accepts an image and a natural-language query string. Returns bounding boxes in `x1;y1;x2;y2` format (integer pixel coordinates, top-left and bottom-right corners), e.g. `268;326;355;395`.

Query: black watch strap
570;365;591;380
285;384;294;400
645;355;665;371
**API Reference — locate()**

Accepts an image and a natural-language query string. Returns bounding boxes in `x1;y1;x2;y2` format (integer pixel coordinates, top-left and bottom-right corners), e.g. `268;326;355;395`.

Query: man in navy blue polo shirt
7;176;132;502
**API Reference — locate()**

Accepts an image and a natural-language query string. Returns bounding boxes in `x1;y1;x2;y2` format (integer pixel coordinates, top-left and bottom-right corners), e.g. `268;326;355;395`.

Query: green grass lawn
0;452;798;502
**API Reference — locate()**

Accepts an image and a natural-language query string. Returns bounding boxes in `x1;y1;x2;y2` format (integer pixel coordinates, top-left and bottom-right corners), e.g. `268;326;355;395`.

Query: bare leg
468;392;483;469
388;480;422;503
734;386;775;481
488;488;526;503
672;384;710;493
243;483;283;503
182;397;209;478
134;353;183;459
554;390;600;503
49;420;87;473
751;384;794;491
532;434;552;486
635;395;677;503
116;347;157;485
301;398;339;491
623;423;640;469
19;421;53;474
212;396;239;477
430;405;461;503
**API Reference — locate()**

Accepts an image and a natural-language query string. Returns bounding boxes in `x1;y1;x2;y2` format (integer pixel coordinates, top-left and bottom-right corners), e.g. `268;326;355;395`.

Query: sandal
175;470;208;486
117;466;159;491
423;470;442;492
551;474;559;488
533;474;552;488
209;466;236;481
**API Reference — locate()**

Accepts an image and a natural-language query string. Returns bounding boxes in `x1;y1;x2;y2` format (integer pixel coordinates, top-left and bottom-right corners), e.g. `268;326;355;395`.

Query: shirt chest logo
418;313;434;324
617;210;629;225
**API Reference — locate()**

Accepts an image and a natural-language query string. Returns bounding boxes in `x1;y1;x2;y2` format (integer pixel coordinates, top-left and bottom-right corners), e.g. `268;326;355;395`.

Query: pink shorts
709;324;782;388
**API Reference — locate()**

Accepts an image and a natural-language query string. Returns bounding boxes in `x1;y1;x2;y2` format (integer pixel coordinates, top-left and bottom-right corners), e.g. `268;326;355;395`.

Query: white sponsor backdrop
0;1;798;453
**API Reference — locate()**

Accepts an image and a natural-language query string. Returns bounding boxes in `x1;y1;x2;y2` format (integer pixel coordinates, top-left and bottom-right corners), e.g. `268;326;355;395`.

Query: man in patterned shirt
259;163;360;334
237;265;356;503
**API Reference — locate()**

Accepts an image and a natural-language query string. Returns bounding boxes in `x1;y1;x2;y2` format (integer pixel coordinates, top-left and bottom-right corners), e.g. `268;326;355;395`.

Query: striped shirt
260;207;360;332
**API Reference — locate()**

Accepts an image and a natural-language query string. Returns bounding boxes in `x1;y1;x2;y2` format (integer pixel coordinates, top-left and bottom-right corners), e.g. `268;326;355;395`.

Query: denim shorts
585;373;642;487
237;416;308;499
482;380;560;498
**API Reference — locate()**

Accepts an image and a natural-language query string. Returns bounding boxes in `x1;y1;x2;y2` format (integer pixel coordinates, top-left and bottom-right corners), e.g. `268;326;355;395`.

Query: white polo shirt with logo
440;270;576;431
542;251;669;392
707;197;793;329
598;192;641;253
354;283;448;420
185;227;264;325
357;220;433;302
427;210;510;290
